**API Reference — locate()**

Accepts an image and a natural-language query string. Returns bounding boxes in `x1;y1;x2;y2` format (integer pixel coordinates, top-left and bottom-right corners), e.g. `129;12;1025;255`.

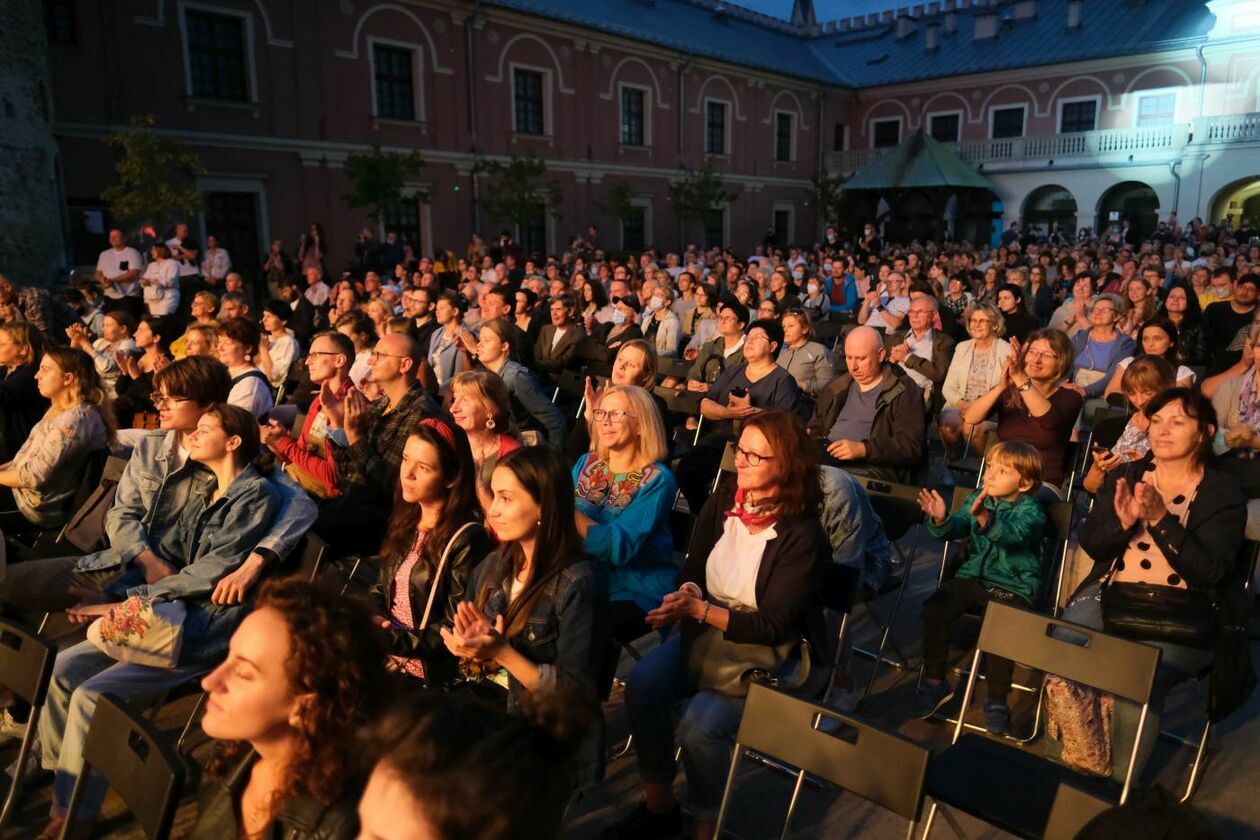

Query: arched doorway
1209;177;1260;230
1022;184;1078;238
1096;181;1159;241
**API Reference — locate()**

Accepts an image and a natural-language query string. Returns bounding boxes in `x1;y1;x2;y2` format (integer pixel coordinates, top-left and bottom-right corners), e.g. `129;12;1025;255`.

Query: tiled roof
484;0;1218;87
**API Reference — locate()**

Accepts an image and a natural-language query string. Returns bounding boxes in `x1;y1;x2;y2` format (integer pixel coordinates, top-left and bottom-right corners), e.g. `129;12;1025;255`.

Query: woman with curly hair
191;577;389;839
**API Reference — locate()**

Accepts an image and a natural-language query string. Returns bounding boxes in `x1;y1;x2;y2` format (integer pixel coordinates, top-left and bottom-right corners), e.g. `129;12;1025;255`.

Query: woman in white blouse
939;302;1013;459
257;301;301;390
140;243;180;322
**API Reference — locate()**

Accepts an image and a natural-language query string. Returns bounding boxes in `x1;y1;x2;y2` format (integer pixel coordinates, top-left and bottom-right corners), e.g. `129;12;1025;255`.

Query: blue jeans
624;634;744;820
1054;582;1212;782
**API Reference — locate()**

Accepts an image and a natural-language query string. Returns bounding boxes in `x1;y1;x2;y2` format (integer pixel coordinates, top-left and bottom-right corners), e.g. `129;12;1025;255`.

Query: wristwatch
1015;378;1032;392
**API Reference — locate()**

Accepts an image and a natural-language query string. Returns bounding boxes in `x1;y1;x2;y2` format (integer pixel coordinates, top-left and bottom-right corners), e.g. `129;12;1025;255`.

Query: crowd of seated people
0;211;1254;838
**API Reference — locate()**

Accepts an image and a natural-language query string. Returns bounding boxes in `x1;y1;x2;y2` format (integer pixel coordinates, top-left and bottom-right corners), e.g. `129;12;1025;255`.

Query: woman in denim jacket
442;447;605;779
38;404;280;839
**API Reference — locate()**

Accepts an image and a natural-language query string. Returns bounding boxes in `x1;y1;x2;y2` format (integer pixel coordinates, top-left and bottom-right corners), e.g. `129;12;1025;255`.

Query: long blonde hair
589;385;667;465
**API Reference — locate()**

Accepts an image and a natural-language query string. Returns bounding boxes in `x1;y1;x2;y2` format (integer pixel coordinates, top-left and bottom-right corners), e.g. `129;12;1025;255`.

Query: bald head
843;326;887;386
369;332;420;386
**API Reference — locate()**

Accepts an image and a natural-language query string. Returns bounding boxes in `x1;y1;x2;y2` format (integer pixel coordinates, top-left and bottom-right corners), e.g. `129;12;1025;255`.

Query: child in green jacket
910;441;1047;736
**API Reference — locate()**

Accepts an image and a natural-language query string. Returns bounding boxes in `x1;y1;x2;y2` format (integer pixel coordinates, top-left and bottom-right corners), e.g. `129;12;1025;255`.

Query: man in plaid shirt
314;332;442;553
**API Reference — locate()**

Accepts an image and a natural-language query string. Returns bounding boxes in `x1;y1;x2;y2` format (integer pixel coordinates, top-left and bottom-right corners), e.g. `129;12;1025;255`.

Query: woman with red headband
375;418;493;688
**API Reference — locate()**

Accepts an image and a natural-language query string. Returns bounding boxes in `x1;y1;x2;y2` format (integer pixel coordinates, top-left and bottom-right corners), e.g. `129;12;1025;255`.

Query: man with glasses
313;332;442;554
807;325;925;481
886;295;955;410
260;330;355;500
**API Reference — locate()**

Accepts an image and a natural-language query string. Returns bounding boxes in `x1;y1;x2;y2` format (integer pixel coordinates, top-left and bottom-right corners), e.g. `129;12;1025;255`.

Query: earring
486;418;496;431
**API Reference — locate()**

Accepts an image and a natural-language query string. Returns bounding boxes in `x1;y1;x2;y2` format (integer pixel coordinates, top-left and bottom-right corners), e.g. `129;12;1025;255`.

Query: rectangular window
929;113;960;143
706;101;727;155
373;44;416;121
775;112;793;162
383;199;422;252
620;87;645;146
520;205;547;257
1136;93;1176;128
773;209;792;244
204;192;260;283
872;119;900;148
703;208;725;249
45;0;77;45
1059;99;1097;133
991;106;1025;139
513;68;544;135
186;10;248;101
622;206;646;251
833;122;847;151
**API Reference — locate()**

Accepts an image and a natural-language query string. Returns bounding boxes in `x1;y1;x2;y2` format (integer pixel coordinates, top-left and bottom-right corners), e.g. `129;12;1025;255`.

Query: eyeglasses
307;351;342;357
150;394;193;408
968;318;993;325
1024;349;1059;361
592;408;630;424
734;446;775;466
369;350;408;361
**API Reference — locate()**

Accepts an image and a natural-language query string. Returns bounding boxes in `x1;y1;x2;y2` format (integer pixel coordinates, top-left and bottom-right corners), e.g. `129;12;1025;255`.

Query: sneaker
598;802;684;840
0;708;27;743
984;700;1012;737
910;680;954;720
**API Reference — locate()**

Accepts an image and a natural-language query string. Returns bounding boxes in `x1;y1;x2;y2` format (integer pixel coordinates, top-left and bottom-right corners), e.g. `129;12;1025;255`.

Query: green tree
100;115;206;231
810;172;846;231
474;153;563;226
596;182;635;224
342;143;427;220
667;161;738;241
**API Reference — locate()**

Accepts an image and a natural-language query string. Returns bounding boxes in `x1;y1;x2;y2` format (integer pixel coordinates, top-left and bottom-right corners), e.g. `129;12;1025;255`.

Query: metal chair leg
338;556;364;597
0;703;41;831
177;691;208;754
1180;719;1212;803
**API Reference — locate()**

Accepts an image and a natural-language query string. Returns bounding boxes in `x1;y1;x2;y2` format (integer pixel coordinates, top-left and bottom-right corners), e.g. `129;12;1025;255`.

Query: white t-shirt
865;295;911;332
266;332;300;387
228;368;274;419
166;237;201;278
95;247;144;299
705;517;776;611
141;259;180;316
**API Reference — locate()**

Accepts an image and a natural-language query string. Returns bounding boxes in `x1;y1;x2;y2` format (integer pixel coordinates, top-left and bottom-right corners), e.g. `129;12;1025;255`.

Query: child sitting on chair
910;440;1047;737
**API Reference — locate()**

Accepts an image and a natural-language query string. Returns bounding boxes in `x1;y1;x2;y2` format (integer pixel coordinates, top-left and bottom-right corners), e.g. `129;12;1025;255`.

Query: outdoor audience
2;211;1259;839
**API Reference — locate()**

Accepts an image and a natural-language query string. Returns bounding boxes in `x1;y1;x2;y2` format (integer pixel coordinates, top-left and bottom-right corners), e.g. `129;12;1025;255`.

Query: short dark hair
310;329;355;364
217;316;262;353
438;290;468;315
153;356;232;405
485;286;513;309
722;299;750;327
746;317;784;350
262;299;291;322
103;309;137;334
1143;386;1217;464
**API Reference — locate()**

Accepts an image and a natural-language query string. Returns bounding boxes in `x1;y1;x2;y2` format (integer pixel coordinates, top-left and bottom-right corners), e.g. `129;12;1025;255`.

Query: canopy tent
842;130;1000;243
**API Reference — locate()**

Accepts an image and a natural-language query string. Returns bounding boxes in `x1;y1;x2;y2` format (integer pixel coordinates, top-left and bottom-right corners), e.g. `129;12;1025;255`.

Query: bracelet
700;602;711;625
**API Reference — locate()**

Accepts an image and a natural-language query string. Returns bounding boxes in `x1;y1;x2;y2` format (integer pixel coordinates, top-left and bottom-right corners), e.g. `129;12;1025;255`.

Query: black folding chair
0;621;56;832
60;693;185;840
655;387;705;448
656;357;693;381
1043;782;1114;840
715;683;931;839
850;477;924;702
920;601;1161;839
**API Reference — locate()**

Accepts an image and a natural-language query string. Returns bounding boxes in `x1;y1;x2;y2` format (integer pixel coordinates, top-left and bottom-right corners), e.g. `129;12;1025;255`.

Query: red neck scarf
725;488;778;529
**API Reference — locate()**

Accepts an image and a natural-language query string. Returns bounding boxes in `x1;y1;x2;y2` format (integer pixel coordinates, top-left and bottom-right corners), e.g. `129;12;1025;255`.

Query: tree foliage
597;182;635;221
100;115;206;231
666;161;739;222
474;153;563;225
810;172;846;229
342;143;427;220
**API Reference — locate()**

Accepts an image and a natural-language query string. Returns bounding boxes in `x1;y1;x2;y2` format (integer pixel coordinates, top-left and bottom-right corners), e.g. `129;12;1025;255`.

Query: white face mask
793;271;805;280
648;296;664;311
611;309;626;325
807;283;820;295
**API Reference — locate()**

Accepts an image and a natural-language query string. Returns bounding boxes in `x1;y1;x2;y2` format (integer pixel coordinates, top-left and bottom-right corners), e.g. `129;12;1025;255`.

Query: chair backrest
1044;500;1074;543
820;563;860;613
856;477;923;542
296;533;330;582
0;621;56;708
655;387;702;417
1042;782;1113;840
70;693;185;840
658;357;692;380
61;455;131;554
735;683;930;822
976;601;1160;704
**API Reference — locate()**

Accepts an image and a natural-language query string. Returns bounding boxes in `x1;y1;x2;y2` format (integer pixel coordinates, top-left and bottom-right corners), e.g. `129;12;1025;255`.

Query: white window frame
925;109;963;143
510;62;553;137
773;109;796;162
368;37;425;123
704;96;733;156
178;1;259;103
618;82;652;147
988;103;1028;140
622;198;653;250
771;202;796;244
1056;94;1101;134
1133;90;1177;129
869;116;903;149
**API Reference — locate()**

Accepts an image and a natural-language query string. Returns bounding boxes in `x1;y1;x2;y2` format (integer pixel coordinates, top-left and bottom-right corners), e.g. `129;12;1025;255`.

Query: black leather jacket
191;751;358;840
374;521;494;686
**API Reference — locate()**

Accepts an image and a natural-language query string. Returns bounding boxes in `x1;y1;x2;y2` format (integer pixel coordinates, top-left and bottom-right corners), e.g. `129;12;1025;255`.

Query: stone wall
0;0;66;286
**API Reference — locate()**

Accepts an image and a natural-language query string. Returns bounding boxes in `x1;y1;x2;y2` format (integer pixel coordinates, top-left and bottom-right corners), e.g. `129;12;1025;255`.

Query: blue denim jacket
109;464;280;666
497;360;569;446
89;429;316;570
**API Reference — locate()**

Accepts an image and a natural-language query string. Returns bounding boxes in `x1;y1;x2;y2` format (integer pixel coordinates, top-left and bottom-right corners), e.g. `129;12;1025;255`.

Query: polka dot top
1113;472;1199;590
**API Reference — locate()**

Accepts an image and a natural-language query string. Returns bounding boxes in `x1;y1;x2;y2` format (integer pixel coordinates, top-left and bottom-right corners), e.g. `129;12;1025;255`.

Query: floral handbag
87;596;187;669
